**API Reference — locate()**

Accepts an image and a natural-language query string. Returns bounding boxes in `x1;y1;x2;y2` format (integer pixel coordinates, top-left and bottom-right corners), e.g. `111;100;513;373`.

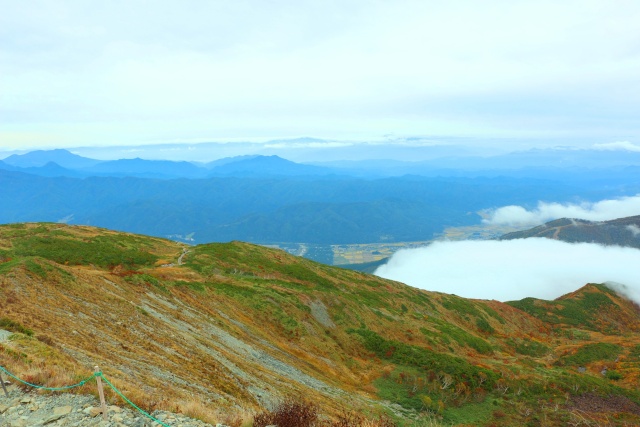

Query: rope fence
0;364;172;426
0;366;97;391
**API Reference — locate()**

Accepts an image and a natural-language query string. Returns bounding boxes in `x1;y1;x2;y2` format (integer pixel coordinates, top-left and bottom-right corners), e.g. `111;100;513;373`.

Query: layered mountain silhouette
0;150;335;179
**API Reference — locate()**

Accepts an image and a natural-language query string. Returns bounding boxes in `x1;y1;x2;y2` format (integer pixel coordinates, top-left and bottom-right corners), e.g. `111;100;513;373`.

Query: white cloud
627;224;640;237
593;141;640;152
374;239;640;302
484;195;640;227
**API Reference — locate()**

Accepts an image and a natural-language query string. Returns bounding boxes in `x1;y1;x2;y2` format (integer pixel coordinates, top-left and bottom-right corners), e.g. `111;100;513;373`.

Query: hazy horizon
3;136;640;164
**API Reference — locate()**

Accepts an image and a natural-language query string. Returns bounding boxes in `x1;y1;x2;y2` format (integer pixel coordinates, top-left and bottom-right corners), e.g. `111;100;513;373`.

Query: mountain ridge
3;223;640;425
500;215;640;249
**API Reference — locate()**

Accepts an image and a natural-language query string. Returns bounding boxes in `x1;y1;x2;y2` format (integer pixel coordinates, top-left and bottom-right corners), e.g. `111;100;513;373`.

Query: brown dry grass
3;223;640;426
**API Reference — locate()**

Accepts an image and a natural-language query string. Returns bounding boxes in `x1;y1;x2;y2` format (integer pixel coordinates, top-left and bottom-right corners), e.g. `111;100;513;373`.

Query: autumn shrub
253;399;319;427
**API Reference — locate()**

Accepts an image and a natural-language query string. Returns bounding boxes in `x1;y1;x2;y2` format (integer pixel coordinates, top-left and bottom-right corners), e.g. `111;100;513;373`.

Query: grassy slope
1;223;640;426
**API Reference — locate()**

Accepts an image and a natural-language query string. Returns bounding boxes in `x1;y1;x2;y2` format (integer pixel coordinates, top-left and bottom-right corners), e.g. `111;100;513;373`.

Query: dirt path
552;226;565;239
178;248;190;265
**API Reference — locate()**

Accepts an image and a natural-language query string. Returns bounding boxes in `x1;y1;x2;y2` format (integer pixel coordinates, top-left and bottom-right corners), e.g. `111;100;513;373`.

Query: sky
2;1;640;153
376;194;640;302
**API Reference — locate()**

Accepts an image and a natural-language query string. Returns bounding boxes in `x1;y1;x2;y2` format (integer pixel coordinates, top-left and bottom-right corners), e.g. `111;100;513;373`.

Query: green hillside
2;223;640;426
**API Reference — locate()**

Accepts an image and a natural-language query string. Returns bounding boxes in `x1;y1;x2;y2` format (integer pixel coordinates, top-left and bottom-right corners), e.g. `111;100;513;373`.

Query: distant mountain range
2;148;640;264
3;167;593;247
500;215;640;249
1;148;101;169
4;147;640;180
0;150;334;179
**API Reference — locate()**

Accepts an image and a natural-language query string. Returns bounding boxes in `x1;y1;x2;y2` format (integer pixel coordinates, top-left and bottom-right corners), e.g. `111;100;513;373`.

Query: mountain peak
2;149;100;169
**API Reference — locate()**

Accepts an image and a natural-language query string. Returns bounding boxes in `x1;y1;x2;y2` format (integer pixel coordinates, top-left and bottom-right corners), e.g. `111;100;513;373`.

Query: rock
53;405;73;415
87;407;104;417
41;413;65;424
0;387;217;426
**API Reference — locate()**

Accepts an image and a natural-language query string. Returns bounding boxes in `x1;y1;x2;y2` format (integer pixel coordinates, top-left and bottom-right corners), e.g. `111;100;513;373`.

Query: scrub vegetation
2;223;640;426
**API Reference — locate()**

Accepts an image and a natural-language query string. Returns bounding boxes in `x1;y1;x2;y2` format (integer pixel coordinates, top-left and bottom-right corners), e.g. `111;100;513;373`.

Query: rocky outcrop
0;384;213;427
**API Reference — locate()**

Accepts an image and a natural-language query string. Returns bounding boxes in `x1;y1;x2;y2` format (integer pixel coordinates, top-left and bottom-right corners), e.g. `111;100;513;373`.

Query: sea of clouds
375;195;640;302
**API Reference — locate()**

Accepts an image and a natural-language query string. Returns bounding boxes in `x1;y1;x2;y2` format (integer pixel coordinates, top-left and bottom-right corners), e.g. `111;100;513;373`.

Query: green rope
0;365;96;391
100;374;172;427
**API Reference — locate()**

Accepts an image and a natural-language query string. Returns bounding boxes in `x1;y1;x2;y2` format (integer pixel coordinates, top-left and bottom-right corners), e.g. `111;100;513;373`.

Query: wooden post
94;366;107;420
0;371;9;397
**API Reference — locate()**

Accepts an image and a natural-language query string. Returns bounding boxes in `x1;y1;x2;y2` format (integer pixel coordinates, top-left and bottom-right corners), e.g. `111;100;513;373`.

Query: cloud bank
593;141;640;152
484;194;640;227
375;239;640;302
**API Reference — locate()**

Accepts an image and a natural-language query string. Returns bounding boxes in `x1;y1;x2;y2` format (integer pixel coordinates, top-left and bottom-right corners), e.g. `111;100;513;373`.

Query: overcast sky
2;1;640;152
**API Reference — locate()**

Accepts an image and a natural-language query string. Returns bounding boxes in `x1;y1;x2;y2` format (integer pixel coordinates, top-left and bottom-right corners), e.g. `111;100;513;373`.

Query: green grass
558;343;622;366
628;344;640;360
188;242;338;291
480;305;506;324
507;338;550;357
0;258;21;275
606;370;623;381
420;317;493;354
211;280;304;336
373;368;428;411
475;318;494;334
350;329;496;388
12;235;157;269
508;286;616;331
441;296;482;319
0;317;33;336
125;273;161;287
173;280;206;292
24;259;48;279
443;399;495;425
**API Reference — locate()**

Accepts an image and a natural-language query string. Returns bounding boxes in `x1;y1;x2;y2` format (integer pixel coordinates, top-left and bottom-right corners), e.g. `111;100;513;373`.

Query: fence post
94;366;107;420
0;371;8;397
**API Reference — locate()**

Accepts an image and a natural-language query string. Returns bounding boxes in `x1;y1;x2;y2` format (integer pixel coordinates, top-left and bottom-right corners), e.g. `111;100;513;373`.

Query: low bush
252;399;398;427
253;399;318;427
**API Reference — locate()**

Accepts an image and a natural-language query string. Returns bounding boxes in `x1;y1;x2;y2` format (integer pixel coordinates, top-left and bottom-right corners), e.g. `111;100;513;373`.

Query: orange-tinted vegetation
2;223;640;426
